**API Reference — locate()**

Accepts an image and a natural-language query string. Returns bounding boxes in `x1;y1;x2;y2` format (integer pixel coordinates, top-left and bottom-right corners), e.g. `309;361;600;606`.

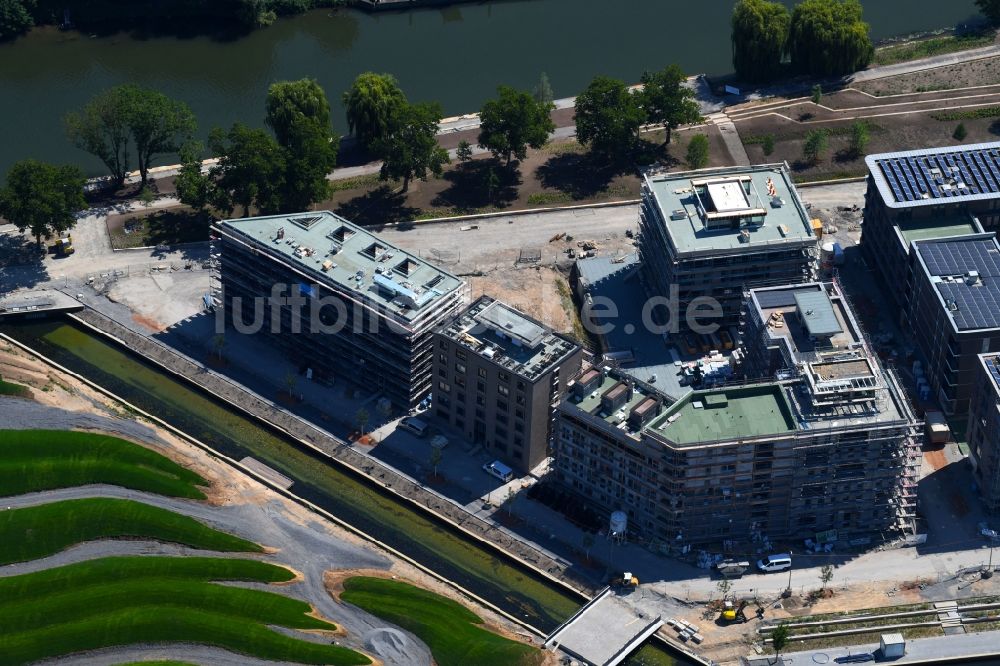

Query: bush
954;122;968;141
762;135;775;156
932;107;1000;122
803;129;829;164
686;134;710;169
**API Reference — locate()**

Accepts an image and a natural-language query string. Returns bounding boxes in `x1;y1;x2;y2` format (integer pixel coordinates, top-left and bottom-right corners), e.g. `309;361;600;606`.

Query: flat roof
914;234;1000;332
793;290;843;338
867;142;1000;209
898;215;981;247
650;384;797;445
981;353;1000;394
749;283;861;358
643;164;816;255
215;211;464;323
440;296;580;382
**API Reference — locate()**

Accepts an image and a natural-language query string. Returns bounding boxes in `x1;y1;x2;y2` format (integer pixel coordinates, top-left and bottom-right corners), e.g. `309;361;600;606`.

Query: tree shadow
432;159;520;210
536;151;625;200
990;120;1000;137
143;210;212;247
0;233;49;290
834;148;862;164
335;186;421;229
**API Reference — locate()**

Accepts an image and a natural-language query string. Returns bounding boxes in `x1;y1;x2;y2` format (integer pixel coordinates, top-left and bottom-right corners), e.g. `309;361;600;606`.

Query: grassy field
0;375;30;397
341;577;542;666
0;498;260;564
0;557;369;666
0;429;208;499
873;32;996;66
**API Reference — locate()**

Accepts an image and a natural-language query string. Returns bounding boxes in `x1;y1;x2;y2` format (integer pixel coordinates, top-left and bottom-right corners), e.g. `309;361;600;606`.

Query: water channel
0;0;982;176
0;317;682;666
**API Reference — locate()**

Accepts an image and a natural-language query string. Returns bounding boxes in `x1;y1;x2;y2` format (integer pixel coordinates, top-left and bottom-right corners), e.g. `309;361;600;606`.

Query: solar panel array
989;356;1000;389
918;238;1000;331
877;146;1000;203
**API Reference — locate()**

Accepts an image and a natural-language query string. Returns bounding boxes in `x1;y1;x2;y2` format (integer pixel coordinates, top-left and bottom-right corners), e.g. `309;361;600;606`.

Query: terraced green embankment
0;557;368;666
0;497;261;564
342;576;543;666
0;430;208;499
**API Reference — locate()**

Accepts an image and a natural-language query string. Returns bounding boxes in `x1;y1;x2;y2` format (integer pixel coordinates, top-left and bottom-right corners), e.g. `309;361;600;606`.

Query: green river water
0;318;681;666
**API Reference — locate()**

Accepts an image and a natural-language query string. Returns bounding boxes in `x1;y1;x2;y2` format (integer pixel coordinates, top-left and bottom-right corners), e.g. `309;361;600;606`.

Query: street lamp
782;550;793;598
984;545;994;580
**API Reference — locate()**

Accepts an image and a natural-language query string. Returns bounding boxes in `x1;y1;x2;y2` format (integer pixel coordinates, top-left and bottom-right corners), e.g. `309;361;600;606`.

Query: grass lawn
0;375;30;397
341;577;542;666
0;498;260;564
873;32;996;66
0;557;369;666
118;663;198;665
0;430;208;499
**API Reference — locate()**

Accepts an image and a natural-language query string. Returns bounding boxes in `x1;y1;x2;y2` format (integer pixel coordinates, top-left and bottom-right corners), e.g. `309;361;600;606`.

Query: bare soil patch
857;56;1000;96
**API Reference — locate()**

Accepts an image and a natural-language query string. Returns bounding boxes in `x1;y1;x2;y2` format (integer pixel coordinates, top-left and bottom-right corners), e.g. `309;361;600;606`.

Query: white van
398;416;429;437
482;460;514;483
757;553;792;573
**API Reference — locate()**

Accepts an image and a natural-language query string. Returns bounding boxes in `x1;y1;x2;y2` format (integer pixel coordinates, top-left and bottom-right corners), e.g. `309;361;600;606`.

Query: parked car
482;460;514;483
757;553;792;573
398;416;429;437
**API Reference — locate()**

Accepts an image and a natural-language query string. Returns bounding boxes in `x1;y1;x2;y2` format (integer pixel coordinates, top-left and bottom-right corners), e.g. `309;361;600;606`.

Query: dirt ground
856;56;1000;96
467;266;574;335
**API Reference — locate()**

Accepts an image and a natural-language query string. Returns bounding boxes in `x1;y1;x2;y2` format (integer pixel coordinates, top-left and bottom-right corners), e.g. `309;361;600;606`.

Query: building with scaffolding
432;296;583;473
214;211;468;408
905;234;1000;416
968;353;1000;513
636;163;818;332
860;143;1000;314
552;284;920;548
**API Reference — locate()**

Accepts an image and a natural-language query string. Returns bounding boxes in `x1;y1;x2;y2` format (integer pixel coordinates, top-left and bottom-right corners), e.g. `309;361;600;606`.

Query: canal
0;0;982;176
0;317;684;666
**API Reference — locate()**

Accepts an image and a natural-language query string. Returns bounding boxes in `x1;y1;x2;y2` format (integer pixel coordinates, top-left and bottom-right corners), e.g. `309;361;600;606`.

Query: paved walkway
850;43;1000;83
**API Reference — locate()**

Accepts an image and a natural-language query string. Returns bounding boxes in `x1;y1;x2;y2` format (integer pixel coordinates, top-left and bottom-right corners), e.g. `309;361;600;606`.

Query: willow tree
342;72;408;151
731;0;790;82
788;0;874;77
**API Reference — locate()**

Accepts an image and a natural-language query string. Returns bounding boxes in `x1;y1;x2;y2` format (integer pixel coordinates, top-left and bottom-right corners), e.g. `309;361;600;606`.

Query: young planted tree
803;129;829;164
849;121;869;157
582;532;595;561
212;334;226;361
762;134;775;156
373;101;450;192
284;371;297;398
770;624;790;664
138;186;155;209
65;86;132;188
640;64;702;145
533;72;554;106
477;85;555;167
731;0;791;82
0;160;86;249
456;139;473;162
686;134;710;168
574;76;646;162
355;408;370;437
954;122;968;141
819;564;834;589
717;578;733;599
265;78;339;211
208;124;286;216
429;445;442;477
811;84;823;105
342;72;408;151
788;0;874;77
175;141;213;214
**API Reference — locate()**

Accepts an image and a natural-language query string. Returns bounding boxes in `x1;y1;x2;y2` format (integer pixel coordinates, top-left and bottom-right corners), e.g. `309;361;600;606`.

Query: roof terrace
749;283;863;361
440;296;580;382
215;211;464;323
649;384;797;446
643;163;815;256
898;214;982;248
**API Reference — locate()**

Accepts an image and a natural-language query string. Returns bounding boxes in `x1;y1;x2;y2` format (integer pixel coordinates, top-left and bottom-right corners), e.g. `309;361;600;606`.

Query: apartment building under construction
552;283;920;548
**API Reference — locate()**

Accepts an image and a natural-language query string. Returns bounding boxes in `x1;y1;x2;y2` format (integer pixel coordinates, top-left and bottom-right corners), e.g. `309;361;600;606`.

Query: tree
342;72;408;151
212;334;226;361
819;564;834;589
0;160;85;249
954;122;968;141
284;371;297;398
266;78;339;212
65;86;132;187
811;84;823;105
788;0;874;77
122;85;197;184
731;0;791;82
762;134;775;156
456;139;473;162
803;129;829;164
175;141;213;213
0;0;33;41
717;578;733;598
533;72;554;106
770;624;790;664
640;65;702;145
477;85;555;166
138;185;155;209
976;0;1000;25
429;445;442;477
574;76;646;162
208;123;286;216
355;408;370;437
505;486;516;516
582;532;595;561
374;101;450;192
849;121;869;157
686;134;710;168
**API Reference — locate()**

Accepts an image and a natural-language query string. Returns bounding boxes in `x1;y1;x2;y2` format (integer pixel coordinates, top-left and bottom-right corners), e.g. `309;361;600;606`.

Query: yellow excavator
720;599;748;624
611;571;639;589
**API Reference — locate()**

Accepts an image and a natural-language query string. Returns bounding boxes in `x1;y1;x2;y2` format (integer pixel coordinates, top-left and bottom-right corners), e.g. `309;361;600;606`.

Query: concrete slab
545;588;664;666
0;289;82;319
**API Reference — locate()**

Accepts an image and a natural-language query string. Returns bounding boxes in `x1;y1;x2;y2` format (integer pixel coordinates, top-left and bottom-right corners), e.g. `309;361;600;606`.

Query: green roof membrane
899;216;980;247
653;385;797;445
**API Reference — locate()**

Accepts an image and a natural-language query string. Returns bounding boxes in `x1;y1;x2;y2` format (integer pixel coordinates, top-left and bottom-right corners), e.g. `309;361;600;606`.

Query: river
0;0;983;177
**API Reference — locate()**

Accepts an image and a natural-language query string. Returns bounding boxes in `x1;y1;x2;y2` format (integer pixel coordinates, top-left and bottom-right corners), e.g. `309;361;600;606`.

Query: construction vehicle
51;236;74;257
719;600;750;624
611;571;639;589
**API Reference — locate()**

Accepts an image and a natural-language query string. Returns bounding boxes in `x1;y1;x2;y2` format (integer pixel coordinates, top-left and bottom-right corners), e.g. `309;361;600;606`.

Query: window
438;367;447;378
438;353;447;364
498;385;509;396
477;381;486;393
517;381;525;390
514;422;524;433
456;349;467;361
497;414;508;425
437;394;450;407
499;371;510;382
438;381;450;393
478;368;488;379
516;395;526;406
513;435;523;447
475;408;484;419
456;405;465;417
515;408;525;419
496;426;508;439
439;339;448;350
455;362;466;373
455;376;466;388
476;394;485;406
497;399;508;412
